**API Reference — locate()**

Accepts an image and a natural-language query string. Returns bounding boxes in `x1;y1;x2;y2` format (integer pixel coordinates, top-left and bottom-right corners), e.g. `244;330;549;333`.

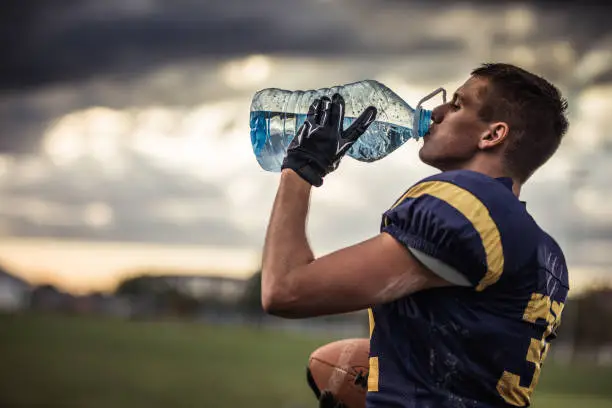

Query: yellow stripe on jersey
368;357;379;392
386;181;504;291
367;309;379;392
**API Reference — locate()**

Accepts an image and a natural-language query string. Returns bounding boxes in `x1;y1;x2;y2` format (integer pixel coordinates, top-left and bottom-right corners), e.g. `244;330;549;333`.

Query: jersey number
496;293;564;406
368;296;564;402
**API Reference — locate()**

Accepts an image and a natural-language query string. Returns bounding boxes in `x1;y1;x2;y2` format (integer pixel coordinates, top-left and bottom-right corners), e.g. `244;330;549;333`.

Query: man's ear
479;122;509;150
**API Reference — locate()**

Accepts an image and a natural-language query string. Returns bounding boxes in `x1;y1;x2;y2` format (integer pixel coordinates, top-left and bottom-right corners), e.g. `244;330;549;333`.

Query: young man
261;63;570;407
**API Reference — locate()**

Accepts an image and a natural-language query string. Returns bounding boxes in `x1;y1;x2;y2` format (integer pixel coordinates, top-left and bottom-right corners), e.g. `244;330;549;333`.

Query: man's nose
431;104;450;124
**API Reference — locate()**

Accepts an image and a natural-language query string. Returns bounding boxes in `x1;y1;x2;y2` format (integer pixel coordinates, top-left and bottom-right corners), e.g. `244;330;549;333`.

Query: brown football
307;338;370;408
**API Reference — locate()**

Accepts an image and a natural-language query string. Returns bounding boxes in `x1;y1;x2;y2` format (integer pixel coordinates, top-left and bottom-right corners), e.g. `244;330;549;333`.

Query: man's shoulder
385;170;545;290
398;170;527;219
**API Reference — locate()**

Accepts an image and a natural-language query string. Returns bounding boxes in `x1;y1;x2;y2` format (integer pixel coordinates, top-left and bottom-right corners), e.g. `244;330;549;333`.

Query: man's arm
261;169;449;319
261;169;315;309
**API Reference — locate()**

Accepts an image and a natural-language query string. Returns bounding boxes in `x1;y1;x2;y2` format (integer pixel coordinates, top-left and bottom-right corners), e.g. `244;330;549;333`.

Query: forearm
261;169;315;301
260;94;380;316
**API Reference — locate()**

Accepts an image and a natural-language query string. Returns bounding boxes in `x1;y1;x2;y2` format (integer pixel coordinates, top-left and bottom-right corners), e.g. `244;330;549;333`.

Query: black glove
281;93;377;187
318;391;348;408
307;367;348;408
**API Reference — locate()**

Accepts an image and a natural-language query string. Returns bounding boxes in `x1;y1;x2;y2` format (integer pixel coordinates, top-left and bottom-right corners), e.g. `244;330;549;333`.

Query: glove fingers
319;391;346;408
344;106;377;142
307;98;320;124
318;96;332;127
293;120;311;147
306;367;321;399
330;93;345;133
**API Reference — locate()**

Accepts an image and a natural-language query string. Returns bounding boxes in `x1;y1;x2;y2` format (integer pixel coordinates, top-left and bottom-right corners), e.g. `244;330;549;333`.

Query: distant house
0;269;31;312
115;273;251;318
71;292;132;318
160;275;248;303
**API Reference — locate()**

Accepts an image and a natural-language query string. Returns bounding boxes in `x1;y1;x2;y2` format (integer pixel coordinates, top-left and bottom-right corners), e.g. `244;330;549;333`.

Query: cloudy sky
1;0;611;293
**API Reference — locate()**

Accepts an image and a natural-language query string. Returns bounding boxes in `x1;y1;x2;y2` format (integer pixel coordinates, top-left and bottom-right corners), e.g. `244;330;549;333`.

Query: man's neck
439;160;522;198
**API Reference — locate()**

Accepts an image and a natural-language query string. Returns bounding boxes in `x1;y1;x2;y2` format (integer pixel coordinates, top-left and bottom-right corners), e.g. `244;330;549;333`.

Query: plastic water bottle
249;80;446;172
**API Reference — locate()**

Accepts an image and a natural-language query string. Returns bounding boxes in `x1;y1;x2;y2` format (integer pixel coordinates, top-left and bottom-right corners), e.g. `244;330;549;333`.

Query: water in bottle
249;80;446;172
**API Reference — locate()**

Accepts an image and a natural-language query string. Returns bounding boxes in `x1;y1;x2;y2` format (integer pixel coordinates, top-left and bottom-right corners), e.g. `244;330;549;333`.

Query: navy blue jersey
367;170;569;408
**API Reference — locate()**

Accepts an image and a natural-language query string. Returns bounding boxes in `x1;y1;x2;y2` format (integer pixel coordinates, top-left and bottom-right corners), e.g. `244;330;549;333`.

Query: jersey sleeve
381;179;505;291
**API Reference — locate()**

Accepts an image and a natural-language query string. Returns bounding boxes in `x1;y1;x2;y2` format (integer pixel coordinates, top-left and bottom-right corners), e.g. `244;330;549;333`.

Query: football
307;338;370;408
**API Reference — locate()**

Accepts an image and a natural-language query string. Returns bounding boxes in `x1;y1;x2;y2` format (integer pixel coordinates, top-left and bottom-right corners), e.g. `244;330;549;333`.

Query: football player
261;63;570;408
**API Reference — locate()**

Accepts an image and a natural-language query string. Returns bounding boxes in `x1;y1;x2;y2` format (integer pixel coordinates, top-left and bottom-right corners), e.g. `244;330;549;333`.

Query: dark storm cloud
0;103;49;154
1;0;357;91
4;0;610;92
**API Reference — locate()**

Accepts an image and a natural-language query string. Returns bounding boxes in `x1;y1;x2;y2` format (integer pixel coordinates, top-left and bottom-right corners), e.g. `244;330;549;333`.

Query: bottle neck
418;109;432;138
412;108;432;139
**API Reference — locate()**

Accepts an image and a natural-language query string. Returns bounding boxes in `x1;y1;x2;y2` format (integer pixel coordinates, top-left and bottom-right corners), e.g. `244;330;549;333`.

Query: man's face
419;76;491;170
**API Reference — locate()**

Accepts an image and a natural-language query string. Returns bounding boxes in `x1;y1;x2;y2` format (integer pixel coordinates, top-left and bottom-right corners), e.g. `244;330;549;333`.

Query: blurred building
161;274;248;303
0;268;31;312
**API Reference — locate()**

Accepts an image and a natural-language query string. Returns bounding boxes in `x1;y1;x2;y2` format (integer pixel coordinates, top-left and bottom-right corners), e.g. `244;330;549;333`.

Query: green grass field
0;313;610;408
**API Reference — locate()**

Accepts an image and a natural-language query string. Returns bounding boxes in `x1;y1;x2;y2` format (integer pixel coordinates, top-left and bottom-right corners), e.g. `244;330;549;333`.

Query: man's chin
418;148;444;170
418;145;431;165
